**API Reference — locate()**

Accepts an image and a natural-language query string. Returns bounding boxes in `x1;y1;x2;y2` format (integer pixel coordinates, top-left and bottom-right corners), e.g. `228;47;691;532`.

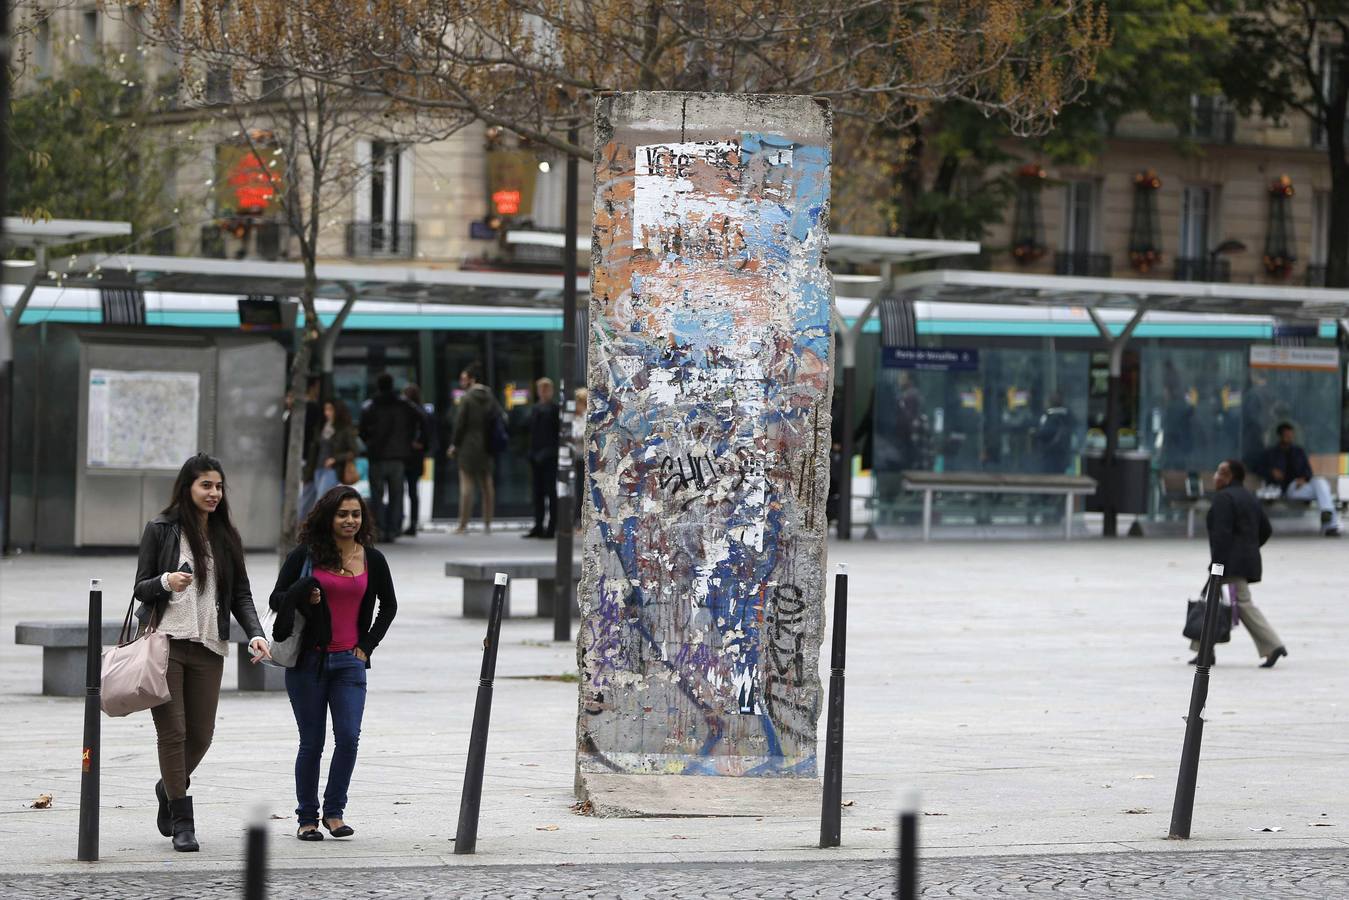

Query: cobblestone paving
4;849;1348;898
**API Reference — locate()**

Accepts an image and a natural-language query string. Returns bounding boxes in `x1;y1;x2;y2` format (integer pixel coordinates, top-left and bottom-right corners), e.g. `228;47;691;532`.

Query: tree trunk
278;267;323;558
278;334;313;557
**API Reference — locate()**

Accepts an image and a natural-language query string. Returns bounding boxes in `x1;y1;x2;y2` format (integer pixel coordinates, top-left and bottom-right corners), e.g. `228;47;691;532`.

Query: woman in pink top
269;486;398;841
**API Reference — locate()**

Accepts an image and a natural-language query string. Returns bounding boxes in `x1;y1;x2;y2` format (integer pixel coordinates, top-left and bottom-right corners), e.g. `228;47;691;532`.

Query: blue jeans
285;650;367;825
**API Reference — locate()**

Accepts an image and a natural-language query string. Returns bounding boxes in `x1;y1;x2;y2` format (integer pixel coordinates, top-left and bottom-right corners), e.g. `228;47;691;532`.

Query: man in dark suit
524;377;560;538
1193;458;1287;668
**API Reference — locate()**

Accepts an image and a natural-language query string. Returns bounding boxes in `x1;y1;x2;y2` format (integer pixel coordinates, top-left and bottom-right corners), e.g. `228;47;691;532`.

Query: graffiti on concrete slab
578;93;833;778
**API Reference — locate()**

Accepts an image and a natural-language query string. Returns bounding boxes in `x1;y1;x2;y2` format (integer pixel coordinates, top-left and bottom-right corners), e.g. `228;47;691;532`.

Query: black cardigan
133;513;265;641
269;545;397;664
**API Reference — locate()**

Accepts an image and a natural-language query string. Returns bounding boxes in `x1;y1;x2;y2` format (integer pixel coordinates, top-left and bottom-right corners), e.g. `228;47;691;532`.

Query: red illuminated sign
492;189;521;215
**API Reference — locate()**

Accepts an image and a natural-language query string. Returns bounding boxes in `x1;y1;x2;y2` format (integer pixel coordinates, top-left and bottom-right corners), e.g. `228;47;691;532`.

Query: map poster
87;369;201;470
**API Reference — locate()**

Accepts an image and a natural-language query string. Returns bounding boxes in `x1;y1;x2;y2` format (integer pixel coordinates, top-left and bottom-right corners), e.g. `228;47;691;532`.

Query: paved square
1;531;1345;886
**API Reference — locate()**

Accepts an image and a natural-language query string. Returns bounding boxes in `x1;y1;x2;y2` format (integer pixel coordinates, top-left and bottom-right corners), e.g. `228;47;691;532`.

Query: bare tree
125;0;1108;162
125;0;466;551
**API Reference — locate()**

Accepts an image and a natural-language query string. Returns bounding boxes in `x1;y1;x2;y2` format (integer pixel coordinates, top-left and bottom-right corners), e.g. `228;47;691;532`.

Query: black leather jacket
132;513;265;641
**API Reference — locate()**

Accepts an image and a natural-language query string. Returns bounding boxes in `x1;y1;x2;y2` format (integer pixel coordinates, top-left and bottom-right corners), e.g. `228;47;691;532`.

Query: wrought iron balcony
1173;257;1232;283
345;221;416;259
1054;252;1112;277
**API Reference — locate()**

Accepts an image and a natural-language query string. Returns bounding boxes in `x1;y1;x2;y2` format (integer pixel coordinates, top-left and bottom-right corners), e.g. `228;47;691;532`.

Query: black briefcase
1183;584;1233;644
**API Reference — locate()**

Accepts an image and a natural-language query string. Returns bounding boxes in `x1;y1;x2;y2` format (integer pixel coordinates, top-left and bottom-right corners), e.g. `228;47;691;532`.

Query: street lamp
1208;238;1246;280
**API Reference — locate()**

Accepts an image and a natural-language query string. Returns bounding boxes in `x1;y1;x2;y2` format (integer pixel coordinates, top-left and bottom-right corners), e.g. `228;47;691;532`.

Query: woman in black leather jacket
132;452;270;852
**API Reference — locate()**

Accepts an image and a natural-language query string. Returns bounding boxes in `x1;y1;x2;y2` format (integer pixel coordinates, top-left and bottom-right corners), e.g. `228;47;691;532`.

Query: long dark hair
162;452;245;586
328;398;352;430
297;485;374;572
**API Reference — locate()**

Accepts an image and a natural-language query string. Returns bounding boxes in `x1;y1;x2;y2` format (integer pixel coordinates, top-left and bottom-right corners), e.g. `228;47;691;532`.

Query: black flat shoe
1260;646;1287;668
323;817;355;838
296;826;324;841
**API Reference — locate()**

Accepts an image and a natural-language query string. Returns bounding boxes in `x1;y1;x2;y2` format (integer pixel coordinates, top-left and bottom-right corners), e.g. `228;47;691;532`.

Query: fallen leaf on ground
1131;775;1155;780
923;812;947;817
30;794;52;809
570;800;594;816
671;835;688;840
863;826;886;832
841;800;855;807
1308;822;1336;827
269;814;286;820
1248;826;1283;833
537;825;559;832
393;801;411;805
1124;808;1150;815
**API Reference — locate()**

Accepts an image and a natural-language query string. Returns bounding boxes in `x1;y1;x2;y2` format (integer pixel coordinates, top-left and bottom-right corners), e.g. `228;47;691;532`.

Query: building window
1183;95;1235;143
1175;185;1229;282
1055;180;1110;276
204;66;232;104
35;17;52;71
349;140;415;258
1314;44;1345;148
1263;176;1296;278
1011;164;1046;264
1128;170;1162;273
79;9;100;64
1309;191;1330;285
1179;186;1212;260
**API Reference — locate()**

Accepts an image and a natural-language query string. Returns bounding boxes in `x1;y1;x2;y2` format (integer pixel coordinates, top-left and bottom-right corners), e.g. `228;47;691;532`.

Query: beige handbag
101;596;171;717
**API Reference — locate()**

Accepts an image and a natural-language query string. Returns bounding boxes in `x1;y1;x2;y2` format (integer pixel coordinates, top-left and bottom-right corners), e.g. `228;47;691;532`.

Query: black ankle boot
170;797;199;852
155;781;171;837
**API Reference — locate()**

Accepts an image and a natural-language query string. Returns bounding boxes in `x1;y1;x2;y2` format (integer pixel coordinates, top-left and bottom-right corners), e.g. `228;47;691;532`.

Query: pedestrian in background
269;486;398;842
525;377;559;538
571;387;588;525
305;399;358;518
359;373;419;542
449;363;502;534
1191;458;1287;668
133;453;271;852
401;384;436;537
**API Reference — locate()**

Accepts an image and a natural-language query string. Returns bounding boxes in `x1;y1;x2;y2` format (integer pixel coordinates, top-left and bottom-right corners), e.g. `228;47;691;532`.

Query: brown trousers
150;639;224;800
1190;577;1284;659
458;466;495;532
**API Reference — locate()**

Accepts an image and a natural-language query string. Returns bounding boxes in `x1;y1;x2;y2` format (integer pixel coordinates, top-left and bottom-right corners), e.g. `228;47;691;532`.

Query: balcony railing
1173;257;1232;283
345;221;416;259
1306;264;1328;286
1054;251;1112;277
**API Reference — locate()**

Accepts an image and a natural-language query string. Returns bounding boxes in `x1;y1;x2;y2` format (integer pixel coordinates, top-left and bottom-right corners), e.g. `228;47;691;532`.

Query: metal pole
77;579;101;862
1101;371;1121;537
1168;562;1225;839
819;564;848;847
554;125;580;643
898;792;918;900
837;366;856;541
454;573;509;854
243;816;267;900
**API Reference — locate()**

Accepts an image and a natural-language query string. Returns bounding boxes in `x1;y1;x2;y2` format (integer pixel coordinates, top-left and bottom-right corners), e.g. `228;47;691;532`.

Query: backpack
488;404;509;455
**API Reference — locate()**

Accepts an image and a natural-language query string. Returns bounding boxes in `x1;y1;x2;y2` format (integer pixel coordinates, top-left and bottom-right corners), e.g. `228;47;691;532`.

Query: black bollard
243;816;267;900
819;564;848;848
77;579;101;862
1169;563;1225;839
898;792;918;900
454;572;509;854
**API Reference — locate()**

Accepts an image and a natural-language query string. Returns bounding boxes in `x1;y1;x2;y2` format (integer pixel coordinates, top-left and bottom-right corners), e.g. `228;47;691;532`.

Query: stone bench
899;471;1099;541
444;557;582;618
14;619;284;696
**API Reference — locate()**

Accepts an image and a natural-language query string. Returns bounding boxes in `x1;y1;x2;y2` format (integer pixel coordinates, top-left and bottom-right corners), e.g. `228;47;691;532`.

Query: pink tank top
313;568;367;652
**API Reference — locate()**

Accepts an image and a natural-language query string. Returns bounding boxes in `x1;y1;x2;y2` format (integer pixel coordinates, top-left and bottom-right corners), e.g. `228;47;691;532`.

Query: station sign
1248;345;1339;372
881;346;980;371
